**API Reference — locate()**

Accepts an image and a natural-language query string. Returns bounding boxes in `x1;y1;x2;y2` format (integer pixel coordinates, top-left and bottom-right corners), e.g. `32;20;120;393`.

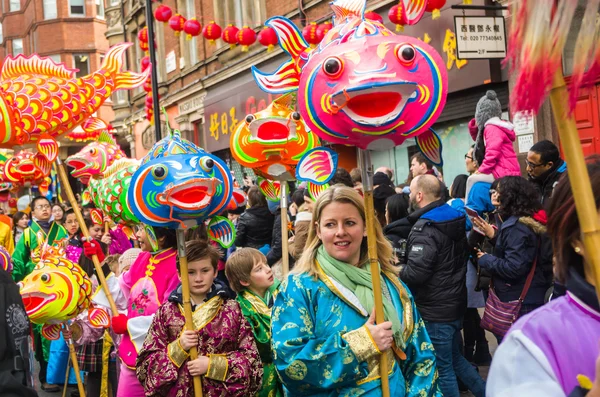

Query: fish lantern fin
82;117;108;133
273;92;296;109
1;55;77;80
331;0;366;23
207;216;236;249
42;324;62;340
33;153;52;177
266;17;309;59
257;177;281;202
232;187;247;208
307;181;331;201
102;43;149;90
295;147;338;185
252;59;301;95
37;134;58;162
88;307;111;328
415;128;443;166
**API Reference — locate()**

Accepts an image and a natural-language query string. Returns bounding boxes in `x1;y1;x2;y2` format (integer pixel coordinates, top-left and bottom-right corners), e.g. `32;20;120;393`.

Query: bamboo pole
61;353;71;397
176;229;203;397
358;149;390;396
280;182;289;276
549;70;600;299
55;158;119;316
63;324;86;397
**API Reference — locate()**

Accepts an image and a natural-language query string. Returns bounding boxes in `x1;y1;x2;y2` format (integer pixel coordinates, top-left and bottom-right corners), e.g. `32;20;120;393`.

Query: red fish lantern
140;56;150;71
222;24;239;49
388;3;408;32
426;0;446;19
258;27;278;52
237;26;257;52
137;27;148;44
154;4;172;24
183;18;202;40
316;21;333;41
364;10;384;23
203;21;222;44
169;14;186;36
302;22;321;46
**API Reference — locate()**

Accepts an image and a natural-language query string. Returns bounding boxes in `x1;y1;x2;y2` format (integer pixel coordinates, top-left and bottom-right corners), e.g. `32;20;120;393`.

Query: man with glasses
11;196;67;393
526;140;566;207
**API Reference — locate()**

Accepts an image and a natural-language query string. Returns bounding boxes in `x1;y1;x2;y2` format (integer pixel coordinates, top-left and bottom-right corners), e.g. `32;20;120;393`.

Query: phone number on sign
460;35;503;41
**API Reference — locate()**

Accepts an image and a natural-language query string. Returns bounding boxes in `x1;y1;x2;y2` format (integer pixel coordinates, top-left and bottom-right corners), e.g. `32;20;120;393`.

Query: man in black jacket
400;175;485;397
527;140;566;208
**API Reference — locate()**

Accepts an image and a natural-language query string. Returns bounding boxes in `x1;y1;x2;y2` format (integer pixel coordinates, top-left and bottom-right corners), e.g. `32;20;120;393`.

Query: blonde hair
294;185;397;277
225;248;267;293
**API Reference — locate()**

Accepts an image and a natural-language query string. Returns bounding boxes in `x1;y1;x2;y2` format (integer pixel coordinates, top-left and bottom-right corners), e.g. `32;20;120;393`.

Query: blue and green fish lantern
128;123;234;232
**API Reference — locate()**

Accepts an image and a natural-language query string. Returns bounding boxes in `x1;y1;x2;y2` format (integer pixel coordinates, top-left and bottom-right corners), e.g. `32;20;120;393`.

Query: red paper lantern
222;24;239;49
137;27;148;43
169;14;186;36
364;10;384;23
183;18;202;40
202;21;222;44
302;22;321;46
139;40;149;53
237;26;256;52
154;5;172;24
143;77;152;93
140;56;151;71
258;27;278;52
8;197;16;208
388;4;408;32
426;0;446;19
316;21;333;41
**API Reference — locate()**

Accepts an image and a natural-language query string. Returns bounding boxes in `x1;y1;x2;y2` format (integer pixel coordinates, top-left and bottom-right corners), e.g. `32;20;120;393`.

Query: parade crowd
1;90;600;397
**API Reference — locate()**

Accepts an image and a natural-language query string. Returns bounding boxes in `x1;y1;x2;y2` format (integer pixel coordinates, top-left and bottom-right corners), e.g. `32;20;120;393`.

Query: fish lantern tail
432;9;441;19
101;43;149;90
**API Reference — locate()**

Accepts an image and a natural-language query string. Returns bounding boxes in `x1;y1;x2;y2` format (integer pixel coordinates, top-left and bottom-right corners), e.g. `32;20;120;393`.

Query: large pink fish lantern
252;0;448;165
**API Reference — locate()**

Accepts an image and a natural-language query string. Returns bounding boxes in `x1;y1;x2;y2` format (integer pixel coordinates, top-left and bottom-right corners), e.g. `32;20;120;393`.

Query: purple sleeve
109;229;132;255
478;126;502;175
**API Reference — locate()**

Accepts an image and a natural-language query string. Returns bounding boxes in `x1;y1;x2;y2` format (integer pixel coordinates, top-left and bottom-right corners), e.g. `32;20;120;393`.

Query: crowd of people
1;89;599;397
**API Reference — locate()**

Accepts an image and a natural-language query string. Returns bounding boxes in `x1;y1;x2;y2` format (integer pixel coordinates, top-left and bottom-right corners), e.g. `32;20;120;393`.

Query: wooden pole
358;149;390;396
63;324;86;397
55;158;119;316
61;353;71;397
549;70;600;299
176;229;203;397
280;182;289;276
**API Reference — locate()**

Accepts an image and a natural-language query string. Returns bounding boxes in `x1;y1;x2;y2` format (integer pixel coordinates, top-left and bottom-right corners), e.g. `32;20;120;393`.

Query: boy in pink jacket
466;90;521;198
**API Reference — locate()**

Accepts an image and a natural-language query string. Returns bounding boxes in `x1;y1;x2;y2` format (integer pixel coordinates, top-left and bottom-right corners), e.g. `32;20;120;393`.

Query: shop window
182;0;198;67
12;39;23;56
74;54;90;77
113;90;127;105
69;0;85;16
214;0;265;29
96;0;104;18
0;23;3;44
43;0;58;19
109;0;120;6
9;0;20;12
48;54;61;63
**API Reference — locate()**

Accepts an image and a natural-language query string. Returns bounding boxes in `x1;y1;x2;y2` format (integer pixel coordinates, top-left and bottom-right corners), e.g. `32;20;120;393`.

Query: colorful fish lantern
19;242;109;340
128;117;236;234
0;43;147;162
230;93;321;181
65;131;126;185
64;117;112;142
4;150;52;193
252;0;448;165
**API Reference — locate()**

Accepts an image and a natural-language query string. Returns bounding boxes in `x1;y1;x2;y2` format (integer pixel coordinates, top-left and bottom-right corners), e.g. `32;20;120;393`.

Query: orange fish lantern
230;94;321;181
0;43;147;162
4;150;52;193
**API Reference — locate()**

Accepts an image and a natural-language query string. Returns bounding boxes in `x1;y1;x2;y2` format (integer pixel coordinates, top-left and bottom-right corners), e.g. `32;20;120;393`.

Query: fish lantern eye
41;273;50;283
322;57;344;79
200;158;214;172
151;165;168;180
291;112;301;121
396;44;416;65
245;115;255;125
89;148;98;156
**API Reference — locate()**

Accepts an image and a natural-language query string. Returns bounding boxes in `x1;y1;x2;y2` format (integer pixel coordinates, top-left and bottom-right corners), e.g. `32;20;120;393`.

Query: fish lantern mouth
332;83;418;126
66;158;94;180
16;161;36;176
158;178;219;211
250;118;298;143
21;292;56;318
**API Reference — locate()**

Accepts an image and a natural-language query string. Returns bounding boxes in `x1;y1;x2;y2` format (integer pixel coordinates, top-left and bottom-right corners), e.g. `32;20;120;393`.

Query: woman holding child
271;185;442;396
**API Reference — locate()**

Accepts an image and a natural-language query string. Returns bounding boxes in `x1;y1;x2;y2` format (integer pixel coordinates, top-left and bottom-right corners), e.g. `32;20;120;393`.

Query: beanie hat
118;248;142;274
475;90;502;129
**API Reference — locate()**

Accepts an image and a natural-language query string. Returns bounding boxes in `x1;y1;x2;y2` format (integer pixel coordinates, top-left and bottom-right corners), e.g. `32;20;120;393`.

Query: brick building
0;0;115;156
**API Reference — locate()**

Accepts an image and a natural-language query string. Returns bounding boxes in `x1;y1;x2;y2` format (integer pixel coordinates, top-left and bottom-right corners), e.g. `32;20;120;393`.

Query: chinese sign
453;16;507;60
443;29;468;70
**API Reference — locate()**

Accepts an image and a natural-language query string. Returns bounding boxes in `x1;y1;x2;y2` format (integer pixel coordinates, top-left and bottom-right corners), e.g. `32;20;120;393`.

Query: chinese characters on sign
453;16;507;60
443;29;468;70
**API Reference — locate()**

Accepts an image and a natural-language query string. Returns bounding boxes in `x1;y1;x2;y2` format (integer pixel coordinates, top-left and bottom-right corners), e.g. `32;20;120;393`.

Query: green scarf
316;245;404;347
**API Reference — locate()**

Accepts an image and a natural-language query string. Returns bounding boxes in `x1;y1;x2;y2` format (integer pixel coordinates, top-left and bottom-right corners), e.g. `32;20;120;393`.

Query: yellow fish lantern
230;93;320;181
19;240;109;340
